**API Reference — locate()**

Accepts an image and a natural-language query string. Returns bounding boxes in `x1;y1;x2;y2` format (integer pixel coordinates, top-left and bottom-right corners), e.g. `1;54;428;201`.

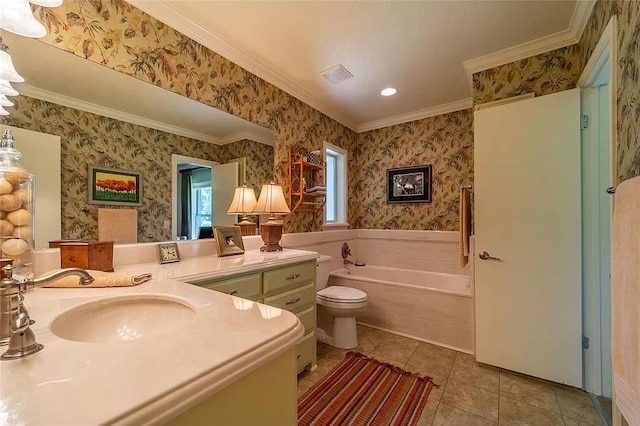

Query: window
191;181;212;239
324;142;347;226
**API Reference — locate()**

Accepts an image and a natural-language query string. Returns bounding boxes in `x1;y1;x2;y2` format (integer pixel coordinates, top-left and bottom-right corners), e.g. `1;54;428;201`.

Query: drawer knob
297;354;301;359
286;274;300;280
227;290;239;296
286;297;301;305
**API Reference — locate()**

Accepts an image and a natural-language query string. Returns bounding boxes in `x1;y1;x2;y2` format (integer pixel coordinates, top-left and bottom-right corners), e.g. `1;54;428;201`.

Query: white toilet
315;255;368;349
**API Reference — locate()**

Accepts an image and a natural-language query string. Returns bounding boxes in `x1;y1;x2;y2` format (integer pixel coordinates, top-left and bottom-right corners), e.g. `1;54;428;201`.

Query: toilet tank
316;255;333;291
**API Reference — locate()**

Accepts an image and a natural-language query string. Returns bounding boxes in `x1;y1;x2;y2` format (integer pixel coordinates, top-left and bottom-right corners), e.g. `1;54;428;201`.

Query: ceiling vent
321;64;353;85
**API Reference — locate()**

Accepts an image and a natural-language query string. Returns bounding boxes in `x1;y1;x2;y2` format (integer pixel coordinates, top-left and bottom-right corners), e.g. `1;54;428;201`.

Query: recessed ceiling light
380;87;397;97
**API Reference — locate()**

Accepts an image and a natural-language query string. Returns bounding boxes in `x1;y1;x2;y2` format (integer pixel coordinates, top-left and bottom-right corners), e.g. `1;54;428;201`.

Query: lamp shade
0;95;13;107
227;185;257;215
0;0;47;38
29;0;63;6
0;51;24;83
0;80;18;97
253;182;291;215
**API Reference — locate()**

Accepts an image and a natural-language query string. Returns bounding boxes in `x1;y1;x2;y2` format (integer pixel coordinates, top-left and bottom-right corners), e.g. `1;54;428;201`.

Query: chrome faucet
0;266;94;360
342;242;354;267
341;242;352;260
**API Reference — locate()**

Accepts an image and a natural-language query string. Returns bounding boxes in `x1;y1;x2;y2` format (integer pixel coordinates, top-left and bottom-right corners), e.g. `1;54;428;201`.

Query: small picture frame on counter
157;242;180;264
214;226;245;257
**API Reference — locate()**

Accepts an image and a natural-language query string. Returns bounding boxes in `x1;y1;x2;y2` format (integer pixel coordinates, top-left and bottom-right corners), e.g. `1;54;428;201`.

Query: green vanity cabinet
197;273;262;301
191;260;317;373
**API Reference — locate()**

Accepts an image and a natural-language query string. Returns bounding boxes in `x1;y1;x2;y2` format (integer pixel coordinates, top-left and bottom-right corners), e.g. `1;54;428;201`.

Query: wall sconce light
0;81;18;97
0;0;63;117
0;0;48;38
0;51;24;83
227;185;258;237
252;182;291;252
29;0;63;6
0;96;13;107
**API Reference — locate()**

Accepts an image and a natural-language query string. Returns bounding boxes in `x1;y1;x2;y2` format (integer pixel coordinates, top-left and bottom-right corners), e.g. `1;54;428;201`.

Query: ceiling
130;0;595;132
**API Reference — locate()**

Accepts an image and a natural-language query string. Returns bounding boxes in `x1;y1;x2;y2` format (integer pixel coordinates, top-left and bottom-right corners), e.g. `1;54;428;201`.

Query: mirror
1;32;275;246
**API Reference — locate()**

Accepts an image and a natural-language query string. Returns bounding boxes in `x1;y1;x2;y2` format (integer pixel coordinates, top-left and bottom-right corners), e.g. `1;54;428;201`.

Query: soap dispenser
0;130;34;279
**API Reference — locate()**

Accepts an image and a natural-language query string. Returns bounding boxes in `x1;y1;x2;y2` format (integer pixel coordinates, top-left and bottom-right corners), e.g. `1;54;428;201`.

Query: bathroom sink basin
50;295;197;343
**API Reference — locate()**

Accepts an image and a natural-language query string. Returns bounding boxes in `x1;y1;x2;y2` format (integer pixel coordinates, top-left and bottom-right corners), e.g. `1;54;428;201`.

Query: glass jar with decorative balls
0;130;34;280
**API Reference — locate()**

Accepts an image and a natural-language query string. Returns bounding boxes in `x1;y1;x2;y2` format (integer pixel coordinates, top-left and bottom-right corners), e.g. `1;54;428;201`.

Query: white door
1;125;61;249
211;162;238;227
474;88;582;386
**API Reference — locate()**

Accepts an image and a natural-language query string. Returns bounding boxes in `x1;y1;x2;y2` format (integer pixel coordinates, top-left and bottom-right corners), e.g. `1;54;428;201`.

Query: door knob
479;251;501;261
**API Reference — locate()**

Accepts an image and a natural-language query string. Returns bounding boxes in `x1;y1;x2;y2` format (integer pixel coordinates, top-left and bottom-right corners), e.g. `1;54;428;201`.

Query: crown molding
570;0;597;39
463;28;577;81
17;84;228;145
127;0;358;132
463;0;595;85
217;130;274;146
357;98;472;133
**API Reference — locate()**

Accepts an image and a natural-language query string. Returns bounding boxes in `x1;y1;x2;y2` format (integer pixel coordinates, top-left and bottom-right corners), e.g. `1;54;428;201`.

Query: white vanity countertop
0;249;317;425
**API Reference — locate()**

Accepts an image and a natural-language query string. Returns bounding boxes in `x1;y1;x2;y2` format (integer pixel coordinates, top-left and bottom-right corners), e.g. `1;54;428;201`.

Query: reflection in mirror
172;154;239;240
0;125;61;249
0;32;275;244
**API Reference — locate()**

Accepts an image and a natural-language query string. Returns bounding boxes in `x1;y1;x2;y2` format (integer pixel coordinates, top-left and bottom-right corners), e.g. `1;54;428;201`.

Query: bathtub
330;266;471;297
329;265;475;353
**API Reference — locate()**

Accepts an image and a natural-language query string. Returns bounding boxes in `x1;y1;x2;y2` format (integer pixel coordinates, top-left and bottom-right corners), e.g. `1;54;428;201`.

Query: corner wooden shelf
288;147;325;214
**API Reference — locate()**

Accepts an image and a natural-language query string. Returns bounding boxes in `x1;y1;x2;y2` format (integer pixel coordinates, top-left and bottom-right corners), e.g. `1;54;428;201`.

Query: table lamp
227;185;258;236
252;182;291;252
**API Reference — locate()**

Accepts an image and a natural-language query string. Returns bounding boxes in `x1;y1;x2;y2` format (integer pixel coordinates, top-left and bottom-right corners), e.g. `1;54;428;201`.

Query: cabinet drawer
264;283;315;313
297;332;316;372
263;262;315;295
198;274;262;300
297;306;316;333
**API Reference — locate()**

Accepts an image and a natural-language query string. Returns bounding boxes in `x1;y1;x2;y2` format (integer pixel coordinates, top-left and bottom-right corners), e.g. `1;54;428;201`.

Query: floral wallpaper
2;95;225;242
218;139;275;193
30;0;356;234
474;0;640;183
597;0;640;183
353;110;473;230
1;96;276;242
472;46;581;106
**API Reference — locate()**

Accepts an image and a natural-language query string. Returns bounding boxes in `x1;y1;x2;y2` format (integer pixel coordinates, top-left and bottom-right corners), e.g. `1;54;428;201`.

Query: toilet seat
317;286;368;304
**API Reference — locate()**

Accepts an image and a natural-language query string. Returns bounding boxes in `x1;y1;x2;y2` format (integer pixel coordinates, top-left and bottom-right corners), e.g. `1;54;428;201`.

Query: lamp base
259;222;284;252
236;222;256;236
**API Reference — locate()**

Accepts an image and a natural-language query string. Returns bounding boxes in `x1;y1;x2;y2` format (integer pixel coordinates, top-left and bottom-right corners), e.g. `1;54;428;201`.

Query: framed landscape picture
88;166;143;206
386;165;432;204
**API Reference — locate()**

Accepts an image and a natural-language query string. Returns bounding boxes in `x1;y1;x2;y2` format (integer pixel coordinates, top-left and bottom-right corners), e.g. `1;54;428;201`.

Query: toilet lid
317;286;367;303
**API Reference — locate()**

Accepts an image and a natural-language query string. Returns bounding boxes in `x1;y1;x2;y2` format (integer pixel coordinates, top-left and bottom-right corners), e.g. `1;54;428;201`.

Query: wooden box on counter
50;240;114;272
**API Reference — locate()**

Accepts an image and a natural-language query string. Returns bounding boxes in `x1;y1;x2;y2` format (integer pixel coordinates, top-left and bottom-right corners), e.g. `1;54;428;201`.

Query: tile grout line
446;354;506;424
437;352;503;424
427;348;456;426
553;385;567;425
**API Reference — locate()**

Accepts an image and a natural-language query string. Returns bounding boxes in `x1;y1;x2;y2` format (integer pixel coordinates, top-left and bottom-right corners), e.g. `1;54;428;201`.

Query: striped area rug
298;352;435;426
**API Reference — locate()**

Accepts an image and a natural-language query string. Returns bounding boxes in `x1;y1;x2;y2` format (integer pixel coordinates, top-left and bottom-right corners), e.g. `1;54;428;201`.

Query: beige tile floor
298;325;604;426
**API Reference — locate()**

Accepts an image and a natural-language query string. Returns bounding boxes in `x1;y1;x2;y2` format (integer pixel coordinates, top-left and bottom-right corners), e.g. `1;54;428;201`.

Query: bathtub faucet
344;258;354;266
341;242;352;260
